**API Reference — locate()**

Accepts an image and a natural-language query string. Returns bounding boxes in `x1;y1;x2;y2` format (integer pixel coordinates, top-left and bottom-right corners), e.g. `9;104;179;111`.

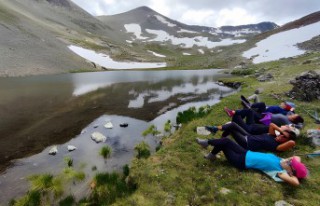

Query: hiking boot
196;138;209;148
224;107;234;117
241;95;251;109
205;126;219;134
204;153;216;161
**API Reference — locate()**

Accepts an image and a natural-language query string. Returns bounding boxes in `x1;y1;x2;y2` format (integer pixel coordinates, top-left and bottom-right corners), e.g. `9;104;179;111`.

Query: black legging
207;138;247;170
221;122;249;149
232;109;269;135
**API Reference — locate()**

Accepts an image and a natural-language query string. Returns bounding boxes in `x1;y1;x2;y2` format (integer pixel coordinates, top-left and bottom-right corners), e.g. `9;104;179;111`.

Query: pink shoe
224;107;234;117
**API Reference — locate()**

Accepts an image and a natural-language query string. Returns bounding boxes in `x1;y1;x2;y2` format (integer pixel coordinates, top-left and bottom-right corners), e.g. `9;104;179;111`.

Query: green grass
111;52;320;206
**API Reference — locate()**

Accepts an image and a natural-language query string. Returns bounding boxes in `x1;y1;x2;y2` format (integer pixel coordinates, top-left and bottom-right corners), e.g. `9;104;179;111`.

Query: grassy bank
112;53;320;206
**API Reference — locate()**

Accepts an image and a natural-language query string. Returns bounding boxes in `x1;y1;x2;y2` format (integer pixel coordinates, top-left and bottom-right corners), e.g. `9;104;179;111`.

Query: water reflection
0;69;234;204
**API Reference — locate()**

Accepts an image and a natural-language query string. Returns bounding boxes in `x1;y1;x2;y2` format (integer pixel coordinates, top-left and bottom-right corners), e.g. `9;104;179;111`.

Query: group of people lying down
196;95;308;186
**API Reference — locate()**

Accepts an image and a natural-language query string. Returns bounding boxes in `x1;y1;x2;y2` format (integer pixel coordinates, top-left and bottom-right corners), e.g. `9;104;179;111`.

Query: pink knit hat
291;157;308;179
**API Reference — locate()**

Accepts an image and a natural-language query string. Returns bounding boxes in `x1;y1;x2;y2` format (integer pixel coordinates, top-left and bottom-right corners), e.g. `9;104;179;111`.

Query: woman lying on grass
204;121;298;152
196;137;308;186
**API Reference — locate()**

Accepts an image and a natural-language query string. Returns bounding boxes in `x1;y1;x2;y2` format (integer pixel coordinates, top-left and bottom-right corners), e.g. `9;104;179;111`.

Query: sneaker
241;95;251;109
224;107;234;117
204;153;216;161
196;138;209;148
205;126;219;134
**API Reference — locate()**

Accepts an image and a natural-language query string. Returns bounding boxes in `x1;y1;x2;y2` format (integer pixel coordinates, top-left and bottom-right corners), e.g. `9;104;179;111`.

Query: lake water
0;69;235;203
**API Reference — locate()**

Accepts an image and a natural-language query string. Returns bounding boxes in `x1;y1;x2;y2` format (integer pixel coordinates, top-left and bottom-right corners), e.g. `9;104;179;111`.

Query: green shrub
231;68;255;75
176;105;211;124
99;146;112;161
142;125;160;136
59;195;75;206
134;141;151;159
88;172;136;205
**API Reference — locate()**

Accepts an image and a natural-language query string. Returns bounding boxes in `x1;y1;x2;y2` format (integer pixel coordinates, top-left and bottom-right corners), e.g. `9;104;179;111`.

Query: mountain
98;6;278;46
1;1;318;77
0;0;122;77
217;22;279;37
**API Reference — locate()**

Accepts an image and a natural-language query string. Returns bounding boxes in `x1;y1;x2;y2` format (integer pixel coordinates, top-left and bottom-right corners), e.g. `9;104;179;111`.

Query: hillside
108;52;320;206
0;0;126;76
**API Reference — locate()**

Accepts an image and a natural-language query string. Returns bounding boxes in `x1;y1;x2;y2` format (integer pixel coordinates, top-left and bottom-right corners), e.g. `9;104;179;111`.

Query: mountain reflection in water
0;69;235;203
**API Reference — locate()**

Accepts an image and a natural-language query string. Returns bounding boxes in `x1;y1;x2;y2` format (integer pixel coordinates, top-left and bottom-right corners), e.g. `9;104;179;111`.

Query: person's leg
222;122;249;136
208;138;247;169
266;106;287;115
232;111;252;133
220;122;249;149
251;102;267;114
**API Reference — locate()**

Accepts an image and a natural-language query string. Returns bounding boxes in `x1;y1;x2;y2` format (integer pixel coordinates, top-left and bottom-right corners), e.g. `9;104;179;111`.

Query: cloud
71;0;320;27
180;9;216;26
215;8;258;27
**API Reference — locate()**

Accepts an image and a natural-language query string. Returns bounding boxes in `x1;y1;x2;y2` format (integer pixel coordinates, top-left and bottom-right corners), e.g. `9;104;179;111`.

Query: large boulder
288;70;320;101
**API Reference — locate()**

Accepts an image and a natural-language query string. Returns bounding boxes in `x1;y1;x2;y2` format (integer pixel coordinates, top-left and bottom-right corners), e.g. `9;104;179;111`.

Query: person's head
288;114;304;124
289;157;308;179
280;125;299;140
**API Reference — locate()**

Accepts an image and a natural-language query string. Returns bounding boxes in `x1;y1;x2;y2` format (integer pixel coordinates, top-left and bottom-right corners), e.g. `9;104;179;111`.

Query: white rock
104;121;113;129
49;146;58;155
197;127;211;136
220;187;231;195
91;132;107;143
67;145;77;152
275;200;293;206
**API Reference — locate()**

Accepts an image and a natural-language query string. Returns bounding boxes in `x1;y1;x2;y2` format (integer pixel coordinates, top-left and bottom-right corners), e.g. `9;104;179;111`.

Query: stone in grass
220;187;231;195
275;200;293;206
91;132;107;143
197;127;211;136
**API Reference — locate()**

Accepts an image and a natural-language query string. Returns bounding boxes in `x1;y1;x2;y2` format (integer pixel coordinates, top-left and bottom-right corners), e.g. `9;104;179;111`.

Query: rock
254;88;264;94
275;200;293;206
307;129;320;146
49;146;58;155
197;127;211;136
287;70;320;101
67;145;77;152
220;187;231;195
120;123;129;127
91;132;107;143
257;73;274;82
104;121;113;129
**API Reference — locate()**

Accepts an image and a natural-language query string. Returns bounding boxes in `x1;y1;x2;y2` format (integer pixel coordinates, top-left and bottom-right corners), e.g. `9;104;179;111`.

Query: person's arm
268;123;282;135
277;172;300;186
276;140;295;151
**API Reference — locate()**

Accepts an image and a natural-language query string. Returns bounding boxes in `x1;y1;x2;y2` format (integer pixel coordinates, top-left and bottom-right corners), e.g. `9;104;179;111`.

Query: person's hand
275;135;287;143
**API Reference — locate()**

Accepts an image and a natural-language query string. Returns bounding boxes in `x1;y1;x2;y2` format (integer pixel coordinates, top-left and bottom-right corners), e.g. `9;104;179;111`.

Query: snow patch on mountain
148;50;166;57
124;24;246;48
243;22;320;63
68;45;166;69
177;29;199;34
124;24;148;39
145;28;246;48
154;15;177;27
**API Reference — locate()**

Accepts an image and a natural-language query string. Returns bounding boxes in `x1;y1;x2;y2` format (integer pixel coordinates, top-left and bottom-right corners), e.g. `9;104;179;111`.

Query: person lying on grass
196;137;308;186
204;122;297;152
224;107;301;136
241;95;296;115
224;106;304;129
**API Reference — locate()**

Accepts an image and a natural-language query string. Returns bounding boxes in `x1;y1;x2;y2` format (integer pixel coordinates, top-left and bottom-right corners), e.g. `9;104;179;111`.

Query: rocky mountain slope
0;1;319;77
98;6;278;44
0;0;123;77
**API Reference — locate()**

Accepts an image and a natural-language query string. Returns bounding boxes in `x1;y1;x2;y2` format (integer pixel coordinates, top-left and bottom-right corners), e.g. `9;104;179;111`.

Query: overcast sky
70;0;320;27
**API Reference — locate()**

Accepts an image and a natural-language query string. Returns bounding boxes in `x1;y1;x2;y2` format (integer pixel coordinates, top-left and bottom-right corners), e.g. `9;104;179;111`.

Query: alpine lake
0;69;236;203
